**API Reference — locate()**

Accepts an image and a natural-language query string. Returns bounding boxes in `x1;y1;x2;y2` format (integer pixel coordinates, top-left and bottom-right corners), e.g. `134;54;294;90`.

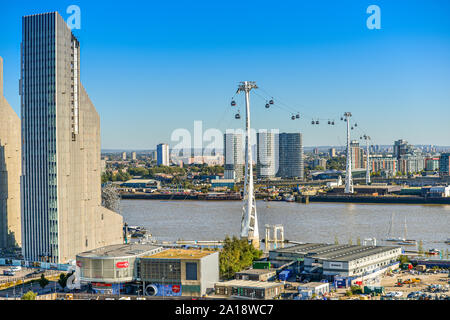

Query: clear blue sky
1;0;449;149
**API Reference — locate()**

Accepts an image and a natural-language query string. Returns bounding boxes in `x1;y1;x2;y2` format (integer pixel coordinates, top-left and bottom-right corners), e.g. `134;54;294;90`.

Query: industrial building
76;243;163;294
269;243;402;279
0;57;22;250
138;248;219;297
214;280;283;299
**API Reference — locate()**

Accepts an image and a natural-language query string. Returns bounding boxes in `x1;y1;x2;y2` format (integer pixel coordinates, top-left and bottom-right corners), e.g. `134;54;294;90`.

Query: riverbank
302;195;450;205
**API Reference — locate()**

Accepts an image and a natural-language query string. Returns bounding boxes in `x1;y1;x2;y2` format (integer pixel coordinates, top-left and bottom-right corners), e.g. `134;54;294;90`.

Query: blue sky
1;0;450;149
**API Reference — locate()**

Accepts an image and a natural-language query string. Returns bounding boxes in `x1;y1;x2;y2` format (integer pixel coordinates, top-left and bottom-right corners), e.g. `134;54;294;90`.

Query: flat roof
236;269;277;275
215;280;283;289
142;248;216;260
77;243;162;259
297;282;329;288
273;243;401;262
123;179;158;184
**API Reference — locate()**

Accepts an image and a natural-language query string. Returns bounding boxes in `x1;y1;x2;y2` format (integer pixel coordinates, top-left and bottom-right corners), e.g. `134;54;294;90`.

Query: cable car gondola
269;98;274;105
231;100;236;107
311;120;315;125
296;113;300;119
235;113;241;119
328;120;331;125
291;115;295;120
331;121;335;125
265;103;270;108
316;120;319;125
354;123;358;127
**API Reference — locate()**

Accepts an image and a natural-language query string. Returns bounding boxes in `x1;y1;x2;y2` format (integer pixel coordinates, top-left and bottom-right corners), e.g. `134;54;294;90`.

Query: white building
224;133;244;181
256;131;277;179
156;143;170;166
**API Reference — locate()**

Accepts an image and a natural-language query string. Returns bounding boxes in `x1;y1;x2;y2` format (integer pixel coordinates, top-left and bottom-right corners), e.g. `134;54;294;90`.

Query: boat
428;248;440;255
384;213;405;242
395;217;416;246
284;194;295;202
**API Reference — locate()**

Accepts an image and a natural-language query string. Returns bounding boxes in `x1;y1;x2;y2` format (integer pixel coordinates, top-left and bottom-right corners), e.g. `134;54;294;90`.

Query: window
185;262;198;281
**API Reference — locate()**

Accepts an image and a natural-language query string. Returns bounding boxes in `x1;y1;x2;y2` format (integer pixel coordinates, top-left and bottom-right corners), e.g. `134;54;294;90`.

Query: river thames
120;200;450;252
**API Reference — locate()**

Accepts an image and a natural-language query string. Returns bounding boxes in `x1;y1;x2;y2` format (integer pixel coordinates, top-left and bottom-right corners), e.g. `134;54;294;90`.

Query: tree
219;236;263;280
398;255;409;265
58;272;71;291
38;274;49;289
21;291;37;300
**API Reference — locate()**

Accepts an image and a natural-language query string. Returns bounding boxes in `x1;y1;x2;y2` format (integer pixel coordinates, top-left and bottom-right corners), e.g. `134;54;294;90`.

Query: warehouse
137;248;219;297
297;282;330;297
270;243;402;279
214;280;283;299
76;243;164;294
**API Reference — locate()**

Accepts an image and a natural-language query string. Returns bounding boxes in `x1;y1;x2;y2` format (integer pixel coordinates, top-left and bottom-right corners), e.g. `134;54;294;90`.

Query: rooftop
77;243;162;258
236;269;277;275
297;282;329;289
142;248;216;260
215;280;283;289
273;243;401;262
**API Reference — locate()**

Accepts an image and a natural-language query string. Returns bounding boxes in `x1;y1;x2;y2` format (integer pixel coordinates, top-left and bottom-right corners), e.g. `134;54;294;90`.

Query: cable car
291;115;295;120
265;103;270;108
311;120;315;125
331;121;335;125
328;120;331;125
235;113;241;119
360;136;363;139
231;100;236;107
355;123;358;127
340;117;343;121
269;99;274;105
296;114;300;119
351;126;354;130
316;120;319;125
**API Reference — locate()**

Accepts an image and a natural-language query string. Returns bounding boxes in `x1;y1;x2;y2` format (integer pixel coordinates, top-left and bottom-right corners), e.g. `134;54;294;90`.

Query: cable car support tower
236;81;260;249
343;112;354;194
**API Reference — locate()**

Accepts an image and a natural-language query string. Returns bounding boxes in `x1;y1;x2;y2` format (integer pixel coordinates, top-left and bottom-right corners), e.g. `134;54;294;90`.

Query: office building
156;143;170;166
20;12;123;263
277;133;304;179
256;131;277;179
122;152;127;160
439;154;450;177
0;57;22;249
224;132;244;181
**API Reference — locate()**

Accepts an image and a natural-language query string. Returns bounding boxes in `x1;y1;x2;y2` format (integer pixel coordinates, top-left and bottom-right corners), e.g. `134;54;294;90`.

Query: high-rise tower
20;12;123;263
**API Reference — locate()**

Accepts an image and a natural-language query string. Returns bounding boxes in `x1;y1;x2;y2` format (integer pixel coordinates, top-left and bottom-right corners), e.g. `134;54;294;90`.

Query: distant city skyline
1;1;450;149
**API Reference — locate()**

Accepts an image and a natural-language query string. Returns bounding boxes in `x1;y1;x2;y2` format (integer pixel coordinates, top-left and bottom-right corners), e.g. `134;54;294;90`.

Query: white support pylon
344;112;353;194
237;81;259;249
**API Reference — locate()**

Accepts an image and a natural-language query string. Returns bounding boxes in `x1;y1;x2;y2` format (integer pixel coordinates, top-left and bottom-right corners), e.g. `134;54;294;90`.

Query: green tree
21;291;37;300
38;274;49;289
398;255;409;265
219;236;263;279
58;272;71;290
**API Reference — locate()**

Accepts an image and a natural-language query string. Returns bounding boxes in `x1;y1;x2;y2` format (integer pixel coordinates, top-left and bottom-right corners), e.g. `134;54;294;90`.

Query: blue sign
146;284;182;297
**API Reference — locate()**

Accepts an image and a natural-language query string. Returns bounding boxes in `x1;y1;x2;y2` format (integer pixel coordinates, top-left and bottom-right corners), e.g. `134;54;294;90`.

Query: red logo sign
116;261;129;268
172;285;181;293
76;261;82;267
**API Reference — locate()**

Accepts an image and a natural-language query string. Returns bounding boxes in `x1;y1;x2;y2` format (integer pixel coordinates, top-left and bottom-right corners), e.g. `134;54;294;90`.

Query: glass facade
21;13;59;263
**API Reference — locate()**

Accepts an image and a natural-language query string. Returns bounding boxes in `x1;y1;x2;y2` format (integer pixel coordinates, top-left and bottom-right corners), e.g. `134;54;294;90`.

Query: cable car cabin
235;113;241;119
311;120;315;125
328;121;331;125
231;100;236;106
331;121;335;125
291;115;295;120
315;120;319;124
296;114;300;119
355;123;358;127
265;103;270;108
269;99;274;104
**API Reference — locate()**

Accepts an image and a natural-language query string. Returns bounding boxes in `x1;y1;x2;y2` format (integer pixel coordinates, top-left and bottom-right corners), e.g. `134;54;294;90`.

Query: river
120;200;450;252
